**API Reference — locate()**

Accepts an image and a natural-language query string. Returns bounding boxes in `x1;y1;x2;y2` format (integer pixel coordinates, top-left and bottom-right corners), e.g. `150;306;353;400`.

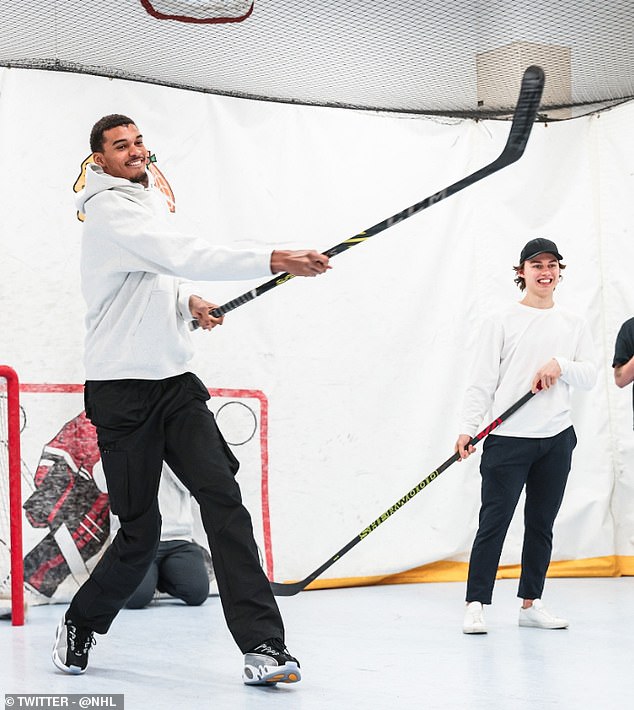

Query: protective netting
1;0;633;119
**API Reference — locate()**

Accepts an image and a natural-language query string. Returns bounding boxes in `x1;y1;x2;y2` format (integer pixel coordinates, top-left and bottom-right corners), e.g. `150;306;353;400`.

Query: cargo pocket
100;448;129;517
214;419;240;477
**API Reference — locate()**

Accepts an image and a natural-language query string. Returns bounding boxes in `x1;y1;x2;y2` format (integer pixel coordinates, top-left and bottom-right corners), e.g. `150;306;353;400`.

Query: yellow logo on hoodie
74;151;176;222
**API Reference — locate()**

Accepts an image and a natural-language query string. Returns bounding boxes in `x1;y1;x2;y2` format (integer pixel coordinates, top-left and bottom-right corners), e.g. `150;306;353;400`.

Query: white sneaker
242;638;301;685
463;601;487;634
518;599;568;629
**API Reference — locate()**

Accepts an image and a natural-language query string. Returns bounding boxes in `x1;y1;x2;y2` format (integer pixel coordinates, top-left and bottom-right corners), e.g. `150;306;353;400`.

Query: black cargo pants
68;372;284;653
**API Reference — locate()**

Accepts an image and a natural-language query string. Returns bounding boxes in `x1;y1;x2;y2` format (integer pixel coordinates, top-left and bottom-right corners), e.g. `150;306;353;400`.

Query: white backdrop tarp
0;67;632;601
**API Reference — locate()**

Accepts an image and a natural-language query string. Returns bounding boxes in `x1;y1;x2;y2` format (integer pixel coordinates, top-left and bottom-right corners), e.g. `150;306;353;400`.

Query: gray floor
1;577;633;709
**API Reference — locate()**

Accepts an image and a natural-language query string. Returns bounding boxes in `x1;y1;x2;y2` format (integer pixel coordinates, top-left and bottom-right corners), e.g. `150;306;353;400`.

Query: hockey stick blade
270;389;537;596
190;65;545;329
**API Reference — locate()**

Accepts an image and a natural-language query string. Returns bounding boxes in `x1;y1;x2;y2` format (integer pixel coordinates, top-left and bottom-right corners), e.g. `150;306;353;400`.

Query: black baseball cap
519;238;563;263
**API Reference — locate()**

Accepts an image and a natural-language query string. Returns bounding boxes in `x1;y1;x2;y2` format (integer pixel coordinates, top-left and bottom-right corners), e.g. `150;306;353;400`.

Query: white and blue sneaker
243;638;301;685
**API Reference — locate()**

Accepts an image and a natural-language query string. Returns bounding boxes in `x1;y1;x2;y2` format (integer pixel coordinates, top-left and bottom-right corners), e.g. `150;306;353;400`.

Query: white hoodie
78;164;272;380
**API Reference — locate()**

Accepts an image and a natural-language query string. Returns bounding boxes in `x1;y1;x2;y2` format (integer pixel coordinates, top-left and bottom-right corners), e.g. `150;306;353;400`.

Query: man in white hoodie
454;238;596;635
52;114;330;685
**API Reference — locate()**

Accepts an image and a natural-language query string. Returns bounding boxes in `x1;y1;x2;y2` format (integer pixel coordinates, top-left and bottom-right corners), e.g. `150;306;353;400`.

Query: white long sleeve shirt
459;302;597;438
78;164;273;380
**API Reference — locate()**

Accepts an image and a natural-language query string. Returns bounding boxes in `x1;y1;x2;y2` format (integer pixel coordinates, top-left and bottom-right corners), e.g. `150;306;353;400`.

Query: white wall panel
0;68;631;599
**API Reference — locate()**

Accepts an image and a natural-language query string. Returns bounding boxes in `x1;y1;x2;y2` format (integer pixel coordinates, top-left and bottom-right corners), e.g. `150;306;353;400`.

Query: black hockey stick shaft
270;389;537;596
190;66;544;328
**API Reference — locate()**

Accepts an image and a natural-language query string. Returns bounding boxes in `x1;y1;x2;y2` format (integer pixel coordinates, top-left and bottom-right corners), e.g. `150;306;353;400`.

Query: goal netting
0;380;273;619
1;1;633;119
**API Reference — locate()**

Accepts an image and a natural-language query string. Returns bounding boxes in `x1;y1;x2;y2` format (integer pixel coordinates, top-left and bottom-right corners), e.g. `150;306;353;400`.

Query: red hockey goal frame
0;365;25;625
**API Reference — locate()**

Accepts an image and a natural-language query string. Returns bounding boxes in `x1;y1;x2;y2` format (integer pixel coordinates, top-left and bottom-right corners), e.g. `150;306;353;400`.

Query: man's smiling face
93;123;148;185
520;253;560;297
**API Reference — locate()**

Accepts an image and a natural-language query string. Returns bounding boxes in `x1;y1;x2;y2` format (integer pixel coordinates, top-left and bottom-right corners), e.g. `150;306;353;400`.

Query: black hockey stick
190;65;545;329
270;389;537;596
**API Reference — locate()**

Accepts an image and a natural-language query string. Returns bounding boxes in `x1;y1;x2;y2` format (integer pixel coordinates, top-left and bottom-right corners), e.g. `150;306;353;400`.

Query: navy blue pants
68;373;284;653
466;427;577;604
124;540;210;609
